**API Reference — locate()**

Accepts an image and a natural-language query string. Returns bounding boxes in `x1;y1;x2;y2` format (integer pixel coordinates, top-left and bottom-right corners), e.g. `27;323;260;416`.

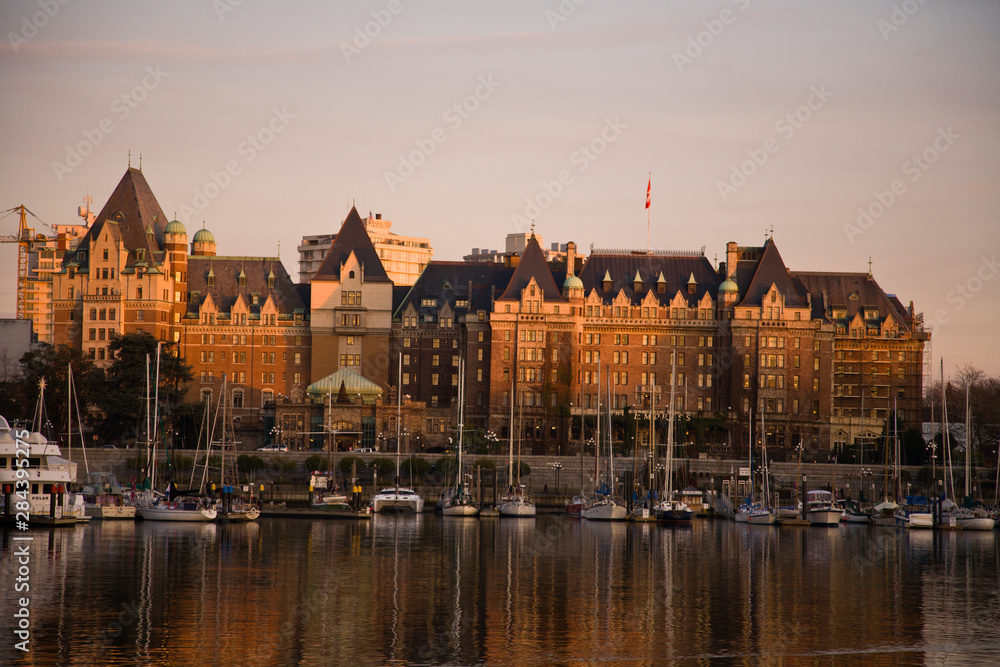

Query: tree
0;343;104;441
95;332;192;446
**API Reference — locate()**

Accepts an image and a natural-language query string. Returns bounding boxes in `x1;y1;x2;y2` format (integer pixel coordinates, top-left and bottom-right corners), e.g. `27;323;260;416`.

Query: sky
1;0;998;379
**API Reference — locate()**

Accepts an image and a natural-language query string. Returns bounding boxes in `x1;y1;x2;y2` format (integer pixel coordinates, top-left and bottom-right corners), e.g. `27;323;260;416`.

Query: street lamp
550;462;563;495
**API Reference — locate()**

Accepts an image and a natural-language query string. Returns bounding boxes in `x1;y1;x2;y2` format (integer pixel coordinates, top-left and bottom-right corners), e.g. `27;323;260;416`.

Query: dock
261;507;371;520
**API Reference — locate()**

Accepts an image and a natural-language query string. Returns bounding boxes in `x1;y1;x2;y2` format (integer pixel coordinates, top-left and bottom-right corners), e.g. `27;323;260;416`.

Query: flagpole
646;172;651;254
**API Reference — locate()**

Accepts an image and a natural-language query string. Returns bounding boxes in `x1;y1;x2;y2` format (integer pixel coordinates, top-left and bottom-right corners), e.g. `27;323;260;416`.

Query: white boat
375;355;425;514
806;490;844;526
498;486;536;517
746;504;777;525
582;497;627;521
442;359;478;517
951;507;995;531
82;472;137;520
843;502;871;524
582;365;626;521
566;493;587;516
0;402;87;524
372;487;424;513
656;351;692;525
498;377;535;518
894;499;934;529
871;500;899;527
138;496;217;522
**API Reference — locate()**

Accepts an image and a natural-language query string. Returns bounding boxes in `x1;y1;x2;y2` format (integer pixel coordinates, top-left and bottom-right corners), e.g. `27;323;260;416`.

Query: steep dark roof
187;256;305;317
63;167;167;271
578;252;720;305
395;261;513;319
312;206;390;283
497;235;565;302
736;239;809;308
794;271;910;332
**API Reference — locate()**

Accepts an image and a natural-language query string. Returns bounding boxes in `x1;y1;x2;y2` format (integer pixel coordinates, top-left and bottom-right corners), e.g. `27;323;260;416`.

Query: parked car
257;444;288;452
352;447;376;453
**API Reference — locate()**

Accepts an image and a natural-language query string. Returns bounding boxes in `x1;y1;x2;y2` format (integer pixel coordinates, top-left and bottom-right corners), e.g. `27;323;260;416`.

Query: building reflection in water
1;518;998;665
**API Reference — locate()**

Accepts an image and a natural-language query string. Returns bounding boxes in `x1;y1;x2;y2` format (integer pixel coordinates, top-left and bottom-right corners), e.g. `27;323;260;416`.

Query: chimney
726;242;738;279
566;241;577;277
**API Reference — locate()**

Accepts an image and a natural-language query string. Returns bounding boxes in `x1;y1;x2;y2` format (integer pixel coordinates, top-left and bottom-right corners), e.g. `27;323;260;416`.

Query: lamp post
550;462;563;495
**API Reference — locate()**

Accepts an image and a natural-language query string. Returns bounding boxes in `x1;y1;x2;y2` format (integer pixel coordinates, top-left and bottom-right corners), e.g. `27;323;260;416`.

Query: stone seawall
70;450;932;503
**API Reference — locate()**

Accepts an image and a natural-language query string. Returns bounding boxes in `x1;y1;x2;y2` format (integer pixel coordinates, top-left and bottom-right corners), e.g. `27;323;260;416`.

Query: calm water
2;516;999;666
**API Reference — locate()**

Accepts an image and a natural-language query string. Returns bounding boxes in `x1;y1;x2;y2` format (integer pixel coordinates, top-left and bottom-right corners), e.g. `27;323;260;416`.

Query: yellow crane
1;205;52;319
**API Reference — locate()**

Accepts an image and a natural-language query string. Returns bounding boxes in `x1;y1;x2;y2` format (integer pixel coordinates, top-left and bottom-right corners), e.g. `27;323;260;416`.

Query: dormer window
267;274;275;289
136;249;144;261
349;270;355;279
103;249;108;261
207;275;215;287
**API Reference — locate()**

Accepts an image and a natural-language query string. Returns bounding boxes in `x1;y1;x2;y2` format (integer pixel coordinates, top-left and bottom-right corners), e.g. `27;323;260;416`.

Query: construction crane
1;205;53;320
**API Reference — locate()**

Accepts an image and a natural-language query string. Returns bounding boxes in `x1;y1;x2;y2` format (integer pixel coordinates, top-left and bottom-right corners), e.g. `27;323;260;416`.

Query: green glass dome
563;275;584;290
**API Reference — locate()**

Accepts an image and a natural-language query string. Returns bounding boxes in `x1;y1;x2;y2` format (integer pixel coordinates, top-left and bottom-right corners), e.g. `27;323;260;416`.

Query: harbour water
2;517;999;665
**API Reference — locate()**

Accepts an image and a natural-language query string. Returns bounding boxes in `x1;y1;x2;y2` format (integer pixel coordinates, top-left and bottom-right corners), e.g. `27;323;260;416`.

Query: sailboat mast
607;363;613;497
964;383;971;500
665;350;676;500
508;379;514;487
396;354;402;488
595;363;601;490
457;357;464;489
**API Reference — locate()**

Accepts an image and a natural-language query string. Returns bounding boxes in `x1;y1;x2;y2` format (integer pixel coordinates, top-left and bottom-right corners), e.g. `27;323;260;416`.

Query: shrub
473;457;496;470
403;456;430;476
369;457;395;477
237;454;267;475
339;456;363;476
303;454;327;472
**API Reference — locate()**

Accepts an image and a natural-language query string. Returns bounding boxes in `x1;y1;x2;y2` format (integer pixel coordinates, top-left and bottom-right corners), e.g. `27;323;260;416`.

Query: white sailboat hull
498;499;536;517
582;502;627;521
442;503;479;517
139;506;217;522
747;510;777;525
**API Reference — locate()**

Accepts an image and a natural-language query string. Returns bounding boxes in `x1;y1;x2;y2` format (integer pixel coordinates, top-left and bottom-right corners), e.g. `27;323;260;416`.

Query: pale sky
1;0;998;378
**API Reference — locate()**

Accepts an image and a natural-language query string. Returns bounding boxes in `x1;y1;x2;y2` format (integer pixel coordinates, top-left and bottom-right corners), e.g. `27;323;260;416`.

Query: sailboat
442;358;478;516
655;350;692;523
138;344;216;522
211;376;259;522
372;355;424;513
499;379;535;517
950;381;994;530
747;409;778;525
582;364;626;521
871;398;900;527
628;376;659;522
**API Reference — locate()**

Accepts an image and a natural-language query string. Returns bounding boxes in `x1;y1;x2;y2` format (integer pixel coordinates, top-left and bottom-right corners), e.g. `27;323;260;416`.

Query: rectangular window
813;378;820;391
432;373;439;386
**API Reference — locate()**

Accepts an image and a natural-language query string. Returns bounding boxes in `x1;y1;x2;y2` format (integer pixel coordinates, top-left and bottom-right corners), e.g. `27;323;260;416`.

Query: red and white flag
645;176;651;209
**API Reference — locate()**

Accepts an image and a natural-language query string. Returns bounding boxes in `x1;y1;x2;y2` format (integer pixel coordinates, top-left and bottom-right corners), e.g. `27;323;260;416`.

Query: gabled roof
794;271;910;333
736;239;809;308
394;261;515;319
497;234;565;302
187;256;305;317
577;252;720;305
63;167;167;270
312;206;390;283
